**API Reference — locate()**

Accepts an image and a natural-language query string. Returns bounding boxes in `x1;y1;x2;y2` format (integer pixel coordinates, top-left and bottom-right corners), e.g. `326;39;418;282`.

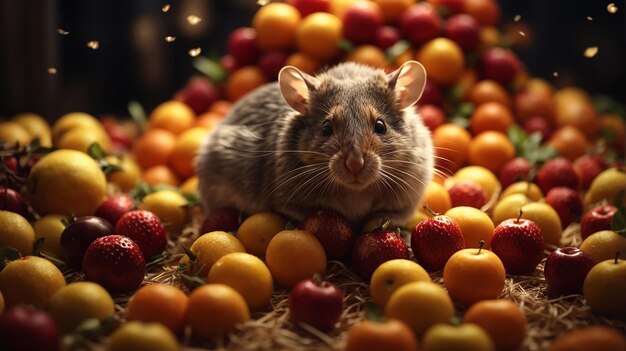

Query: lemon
49;281;115;332
453;166;501;200
12;112;52;147
491;193;532;225
180;231;246;277
139;189;188;235
27;149;107;216
404;209;429;230
519;202;563;247
180;176;199;195
0;121;31;146
579;230;626;264
370;259;431;309
51;112;102;145
207;252;274;311
106;321;179;351
33;214;66;259
584;167;626;209
105;155;142;193
56;126;112;154
445;206;495;249
500;181;543;202
0;210;36;256
0;255;66;309
236;212;287;257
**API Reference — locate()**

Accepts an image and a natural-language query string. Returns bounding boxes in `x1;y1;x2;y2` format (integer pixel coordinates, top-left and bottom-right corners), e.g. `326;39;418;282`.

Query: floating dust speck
518;31;526;37
87;41;100;50
57;28;69;35
162;4;170;13
47;67;57;74
187;15;202;25
188;47;202;57
514;15;522;22
584;46;598;58
257;0;271;5
165;36;176;43
587;16;593;21
552;72;559;77
607;3;618;13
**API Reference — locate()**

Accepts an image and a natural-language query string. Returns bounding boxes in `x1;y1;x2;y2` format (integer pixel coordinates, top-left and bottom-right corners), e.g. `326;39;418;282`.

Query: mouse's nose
345;149;364;176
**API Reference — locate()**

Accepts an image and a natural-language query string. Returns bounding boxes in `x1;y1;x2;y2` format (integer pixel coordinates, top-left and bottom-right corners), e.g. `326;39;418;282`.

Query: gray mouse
196;60;433;227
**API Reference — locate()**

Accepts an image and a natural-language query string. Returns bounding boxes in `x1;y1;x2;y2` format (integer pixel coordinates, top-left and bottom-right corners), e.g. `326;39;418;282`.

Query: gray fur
196;62;434;226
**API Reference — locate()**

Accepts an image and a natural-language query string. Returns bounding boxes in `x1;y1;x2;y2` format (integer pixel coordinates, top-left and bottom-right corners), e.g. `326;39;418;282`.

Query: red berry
351;228;410;281
95;194;136;228
115;210;167;259
535;157;579;194
544;187;583;227
300;209;355;261
411;215;465;271
448;180;488;209
491;218;544;275
499;157;533;189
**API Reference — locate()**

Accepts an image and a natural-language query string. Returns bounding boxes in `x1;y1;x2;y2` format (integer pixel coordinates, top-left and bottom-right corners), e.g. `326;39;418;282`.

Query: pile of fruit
1;0;626;350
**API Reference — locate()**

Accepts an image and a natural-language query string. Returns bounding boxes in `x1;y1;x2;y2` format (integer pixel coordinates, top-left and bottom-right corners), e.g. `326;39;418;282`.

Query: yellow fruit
252;2;301;51
519;202;563;247
583;257;626;318
56;126;112;154
453;166;501;200
12;112;52;147
106;321;179;351
491;193;532;225
181;231;246;277
169;127;209;180
207;252;274;311
385;281;455;336
148;101;196;135
33;214;66;259
0;290;4;315
0;255;66;309
126;284;188;334
236;212;287;257
330;0;358;18
27;149;107;216
296;12;343;60
444;206;495;249
0;210;36;256
421;323;495;351
265;229;327;288
105;155;142;193
403;210;429;231
51;112;102;145
0;121;31;146
49;282;115;332
579;230;626;264
584;167;626;209
139;189;188;235
415;38;465;85
370;259;431;309
500;181;543;202
419;181;452;215
180;176;199;195
345;45;388;68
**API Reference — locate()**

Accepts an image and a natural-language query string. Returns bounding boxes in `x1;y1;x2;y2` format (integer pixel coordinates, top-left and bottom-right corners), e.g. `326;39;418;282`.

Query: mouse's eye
322;120;333;137
374;119;387;135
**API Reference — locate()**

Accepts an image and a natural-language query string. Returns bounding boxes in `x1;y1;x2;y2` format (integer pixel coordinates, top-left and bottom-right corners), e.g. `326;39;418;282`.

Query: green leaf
338;39;355;52
611;207;626;236
364;302;383;322
87;142;108;160
592;94;626;115
385;39;410;62
128;100;147;132
180;244;197;262
193;56;227;83
100;163;123;175
182;192;200;208
613;190;625;208
33;237;45;257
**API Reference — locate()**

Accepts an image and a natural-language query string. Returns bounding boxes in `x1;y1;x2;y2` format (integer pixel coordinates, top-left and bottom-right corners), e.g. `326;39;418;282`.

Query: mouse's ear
387;60;427;110
278;66;318;114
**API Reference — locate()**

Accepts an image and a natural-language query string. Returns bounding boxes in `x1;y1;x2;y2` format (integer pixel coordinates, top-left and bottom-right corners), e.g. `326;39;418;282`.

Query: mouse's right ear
278;66;318;115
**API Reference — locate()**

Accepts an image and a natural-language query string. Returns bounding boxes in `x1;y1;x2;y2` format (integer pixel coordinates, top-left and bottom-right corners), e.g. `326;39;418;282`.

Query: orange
285;52;322;75
370;259;430;309
12;112;52;147
0;121;31;146
207;252;274;311
468;131;516;174
432;123;472;174
415;38;465;86
169;127;209;180
265;229;327;288
0;211;36;257
148;100;196;135
555;89;599;140
184;284;250;341
464;0;500;26
329;0;358;18
195;112;223;130
549;326;626;351
479;26;501;52
418;181;452;215
453;165;500;200
0;255;66;309
599;113;626;147
133;129;177;170
236;212;288;257
126;284;189;334
374;0;415;23
514;89;556;125
141;165;180;187
548;125;589;162
468;80;512;108
345;45;388;68
463;299;527;351
209;100;233;116
296;12;343;60
444;206;495;249
225;66;268;102
181;231;246;277
470;101;515;135
344;319;418;351
252;2;301;51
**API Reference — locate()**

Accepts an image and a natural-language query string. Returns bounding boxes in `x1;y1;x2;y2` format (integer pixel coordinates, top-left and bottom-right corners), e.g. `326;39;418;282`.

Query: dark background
0;0;624;122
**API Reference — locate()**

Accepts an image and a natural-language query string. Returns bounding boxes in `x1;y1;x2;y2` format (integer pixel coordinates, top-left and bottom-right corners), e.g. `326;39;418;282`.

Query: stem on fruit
477;240;485;255
516;209;524;223
312;273;323;285
616;251;621;264
423;204;439;218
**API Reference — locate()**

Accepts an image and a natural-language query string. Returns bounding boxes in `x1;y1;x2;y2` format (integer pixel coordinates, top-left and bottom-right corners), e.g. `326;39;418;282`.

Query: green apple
583;255;626;318
421;322;495;351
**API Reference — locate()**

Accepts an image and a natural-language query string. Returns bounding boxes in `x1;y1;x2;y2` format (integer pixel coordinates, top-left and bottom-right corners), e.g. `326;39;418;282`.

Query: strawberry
490;218;544;275
82;235;145;293
499;157;533;189
300;209;356;261
411;214;465;271
200;207;241;234
447;180;488;209
544;187;583;227
351;224;410;281
95;194;136;228
535;157;579;194
115;210;167;259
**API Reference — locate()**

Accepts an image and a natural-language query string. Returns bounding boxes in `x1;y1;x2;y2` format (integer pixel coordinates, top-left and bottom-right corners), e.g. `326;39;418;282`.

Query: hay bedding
70;212;626;351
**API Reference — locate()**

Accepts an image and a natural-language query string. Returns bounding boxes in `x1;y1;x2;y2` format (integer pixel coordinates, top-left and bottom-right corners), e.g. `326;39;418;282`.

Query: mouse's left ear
387;60;427;110
278;66;319;115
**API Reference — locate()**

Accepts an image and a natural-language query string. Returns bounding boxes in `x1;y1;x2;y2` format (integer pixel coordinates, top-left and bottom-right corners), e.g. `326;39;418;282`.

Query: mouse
195;60;434;227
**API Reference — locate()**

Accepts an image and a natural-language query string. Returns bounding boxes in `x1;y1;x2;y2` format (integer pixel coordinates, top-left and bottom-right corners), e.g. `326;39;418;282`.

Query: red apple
0;186;27;217
95;194;136;228
299;209;356;262
443;14;481;51
200;207;242;234
491;217;544;275
227;27;260;67
535;157;579;194
351;224;410;280
544;187;583;227
342;1;383;44
287;0;330;17
289;277;343;331
419;79;444;107
544;246;595;296
60;216;115;269
411;213;465;271
101;117;134;151
418;104;445;132
399;3;441;46
220;55;239;75
174;76;221;115
499;157;533;189
0;306;61;351
479;47;521;87
447;180;488;209
373;25;401;51
573;154;607;190
579;205;618;240
430;0;465;15
522;116;554;142
259;50;290;80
